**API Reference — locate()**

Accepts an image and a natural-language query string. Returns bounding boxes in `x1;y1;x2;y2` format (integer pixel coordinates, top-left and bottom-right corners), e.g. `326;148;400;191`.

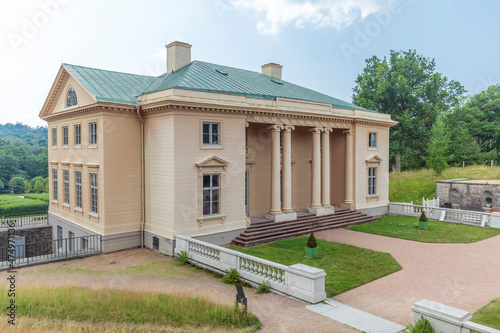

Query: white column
268;125;283;215
309;127;322;210
321;128;332;208
343;129;354;208
282;125;294;213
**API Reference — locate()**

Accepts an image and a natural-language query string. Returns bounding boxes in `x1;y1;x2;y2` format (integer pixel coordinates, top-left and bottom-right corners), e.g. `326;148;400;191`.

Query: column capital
268;124;284;132
283;125;295;132
322;127;333;134
343;129;353;135
310;127;322;134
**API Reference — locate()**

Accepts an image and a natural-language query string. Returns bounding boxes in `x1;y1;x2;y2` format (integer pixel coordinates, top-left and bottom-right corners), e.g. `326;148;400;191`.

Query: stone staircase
232;207;378;247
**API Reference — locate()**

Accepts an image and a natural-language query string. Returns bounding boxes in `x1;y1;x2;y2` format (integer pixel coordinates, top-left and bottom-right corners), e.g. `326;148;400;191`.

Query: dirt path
1;249;356;333
316;229;500;325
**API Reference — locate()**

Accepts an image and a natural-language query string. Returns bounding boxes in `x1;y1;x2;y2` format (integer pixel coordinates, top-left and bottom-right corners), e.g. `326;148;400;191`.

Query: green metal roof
63;64;156;105
64;61;371;112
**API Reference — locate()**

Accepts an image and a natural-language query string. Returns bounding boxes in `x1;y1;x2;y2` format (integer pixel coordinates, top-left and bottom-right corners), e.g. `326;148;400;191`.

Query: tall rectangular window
52;168;58;201
57;226;63;250
52;128;57;147
368;132;377;148
202;122;220;145
368;167;377;195
81;237;88;251
62;126;68;146
68;231;75;252
89;122;97;146
74;124;81;146
75;171;82;209
63;170;69;204
90;173;98;214
203;174;220;216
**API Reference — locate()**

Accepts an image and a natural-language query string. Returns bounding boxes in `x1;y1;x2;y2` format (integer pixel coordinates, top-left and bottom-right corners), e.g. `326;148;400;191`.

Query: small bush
486;196;492;203
306;233;317;248
402;316;434;333
419;211;428;222
257;280;270;294
177;250;189;265
222;268;240;284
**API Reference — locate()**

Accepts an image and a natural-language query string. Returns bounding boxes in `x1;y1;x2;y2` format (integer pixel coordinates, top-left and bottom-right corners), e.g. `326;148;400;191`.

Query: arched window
66;87;77;107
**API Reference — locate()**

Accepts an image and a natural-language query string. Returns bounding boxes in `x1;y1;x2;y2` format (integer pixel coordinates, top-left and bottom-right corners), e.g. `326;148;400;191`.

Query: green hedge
0;195;48;216
23;193;50;203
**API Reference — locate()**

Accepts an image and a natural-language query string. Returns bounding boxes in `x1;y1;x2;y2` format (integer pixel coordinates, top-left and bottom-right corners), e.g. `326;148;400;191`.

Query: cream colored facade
40;42;396;254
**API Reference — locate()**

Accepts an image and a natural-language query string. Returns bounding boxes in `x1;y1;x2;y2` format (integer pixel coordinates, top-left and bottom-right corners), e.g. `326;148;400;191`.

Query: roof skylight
216;69;228;76
271;78;284;85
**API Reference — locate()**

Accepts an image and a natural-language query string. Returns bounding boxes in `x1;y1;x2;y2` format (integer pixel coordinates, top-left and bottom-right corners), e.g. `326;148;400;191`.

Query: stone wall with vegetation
436;180;499;211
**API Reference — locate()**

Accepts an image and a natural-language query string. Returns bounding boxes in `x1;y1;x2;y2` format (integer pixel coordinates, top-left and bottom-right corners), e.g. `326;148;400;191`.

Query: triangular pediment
196;156;230;168
39;65;97;119
366;155;383;163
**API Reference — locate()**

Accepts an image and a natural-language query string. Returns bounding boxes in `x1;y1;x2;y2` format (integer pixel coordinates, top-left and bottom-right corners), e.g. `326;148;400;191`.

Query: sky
0;0;499;127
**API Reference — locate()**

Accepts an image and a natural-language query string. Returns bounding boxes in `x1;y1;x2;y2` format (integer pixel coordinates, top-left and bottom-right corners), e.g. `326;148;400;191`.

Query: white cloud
232;0;397;35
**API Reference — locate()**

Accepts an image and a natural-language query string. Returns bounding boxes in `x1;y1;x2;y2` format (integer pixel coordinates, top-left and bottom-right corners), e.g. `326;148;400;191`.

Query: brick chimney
166;41;192;73
261;63;282;80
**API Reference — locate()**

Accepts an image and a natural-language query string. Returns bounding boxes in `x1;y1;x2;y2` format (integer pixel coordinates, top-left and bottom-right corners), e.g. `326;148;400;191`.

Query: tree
352;50;465;171
24;180;31;193
426;117;451;175
9;176;25;193
34;179;44;193
0;179;4;190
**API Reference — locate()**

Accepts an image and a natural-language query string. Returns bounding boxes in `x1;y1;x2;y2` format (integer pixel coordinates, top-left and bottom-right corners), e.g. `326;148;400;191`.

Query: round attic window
66;87;78;107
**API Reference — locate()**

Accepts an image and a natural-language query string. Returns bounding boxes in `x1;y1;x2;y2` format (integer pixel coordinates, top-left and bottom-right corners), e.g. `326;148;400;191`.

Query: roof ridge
63;63;156;79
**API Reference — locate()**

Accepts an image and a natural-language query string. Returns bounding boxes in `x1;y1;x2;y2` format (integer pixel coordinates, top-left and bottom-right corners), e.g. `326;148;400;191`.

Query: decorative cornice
42;103;136;122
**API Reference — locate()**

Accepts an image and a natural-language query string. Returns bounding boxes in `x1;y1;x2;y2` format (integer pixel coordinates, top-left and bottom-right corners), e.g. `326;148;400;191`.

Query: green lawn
347;216;500;243
472;298;500;329
390;165;500;204
228;237;402;297
3;287;260;331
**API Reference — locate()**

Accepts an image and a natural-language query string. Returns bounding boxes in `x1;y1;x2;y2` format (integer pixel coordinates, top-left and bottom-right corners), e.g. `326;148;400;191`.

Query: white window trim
200;120;223;149
52;128;57;148
89;121;97;147
74;123;82;147
63;169;70;205
366;155;383;200
368;131;378;150
196;156;229;224
62;126;69;147
75;170;82;209
90;172;98;215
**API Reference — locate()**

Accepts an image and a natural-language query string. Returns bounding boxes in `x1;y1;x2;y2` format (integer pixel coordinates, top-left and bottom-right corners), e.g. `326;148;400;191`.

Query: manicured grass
472;298;500;329
228;237;402;297
0;194;48;216
390;165;500;204
3;287;260;331
347;215;500;243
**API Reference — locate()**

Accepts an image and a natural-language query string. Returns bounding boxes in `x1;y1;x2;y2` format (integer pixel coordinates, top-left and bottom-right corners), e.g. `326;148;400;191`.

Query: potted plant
305;233;318;257
419;211;428;229
485;197;493;208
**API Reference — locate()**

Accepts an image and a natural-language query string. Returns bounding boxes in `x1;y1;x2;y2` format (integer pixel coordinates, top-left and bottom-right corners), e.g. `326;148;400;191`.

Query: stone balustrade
175;235;327;303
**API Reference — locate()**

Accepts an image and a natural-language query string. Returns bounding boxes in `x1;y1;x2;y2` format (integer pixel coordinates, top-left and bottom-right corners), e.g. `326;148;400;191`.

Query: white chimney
166;41;192;73
261;63;282;80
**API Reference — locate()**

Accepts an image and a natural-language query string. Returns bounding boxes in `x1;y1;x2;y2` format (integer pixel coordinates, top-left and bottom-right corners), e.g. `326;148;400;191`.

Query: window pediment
366;155;383;164
196;156;230;170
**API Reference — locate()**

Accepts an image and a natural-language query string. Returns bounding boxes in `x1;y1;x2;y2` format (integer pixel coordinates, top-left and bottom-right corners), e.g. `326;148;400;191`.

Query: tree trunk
393;153;401;173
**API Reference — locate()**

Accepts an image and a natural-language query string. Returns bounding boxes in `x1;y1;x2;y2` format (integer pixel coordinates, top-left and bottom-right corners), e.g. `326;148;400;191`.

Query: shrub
402;316;434;333
222;268;240;284
419;211;428;222
486;196;492;203
0;195;48;216
257;280;270;294
177;250;189;265
306;233;317;248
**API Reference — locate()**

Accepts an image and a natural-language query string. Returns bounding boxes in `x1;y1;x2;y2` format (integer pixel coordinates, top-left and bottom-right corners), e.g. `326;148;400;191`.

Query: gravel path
1;249;356;333
316;229;500;325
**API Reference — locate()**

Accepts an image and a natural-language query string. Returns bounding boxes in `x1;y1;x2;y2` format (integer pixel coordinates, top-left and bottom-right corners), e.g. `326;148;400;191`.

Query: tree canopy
352;50;465;171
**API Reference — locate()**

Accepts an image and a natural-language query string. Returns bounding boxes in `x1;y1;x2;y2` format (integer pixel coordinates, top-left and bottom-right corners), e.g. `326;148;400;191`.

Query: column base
341;202;354;210
265;211;297;222
308;206;335;216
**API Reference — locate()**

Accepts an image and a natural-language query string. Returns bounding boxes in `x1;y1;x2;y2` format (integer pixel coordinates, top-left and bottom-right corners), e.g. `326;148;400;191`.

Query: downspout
135;104;146;248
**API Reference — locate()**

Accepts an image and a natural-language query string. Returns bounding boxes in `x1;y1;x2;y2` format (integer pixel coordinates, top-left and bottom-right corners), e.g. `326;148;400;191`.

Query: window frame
89;122;97;146
63;169;69;205
74;124;81;146
57;226;63;250
52;168;58;201
75;171;82;209
202;173;221;216
368;131;377;149
62;126;68;147
368;167;377;196
68;231;75;252
202;122;221;146
90;173;98;214
52;128;57;147
66;87;78;108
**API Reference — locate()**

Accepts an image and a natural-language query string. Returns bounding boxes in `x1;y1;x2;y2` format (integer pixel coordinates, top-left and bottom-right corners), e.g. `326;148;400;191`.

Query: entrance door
12;236;25;259
245;170;249;216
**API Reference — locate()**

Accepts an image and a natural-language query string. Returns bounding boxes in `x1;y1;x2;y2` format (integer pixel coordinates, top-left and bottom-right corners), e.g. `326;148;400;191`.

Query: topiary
306;233;317;248
419;211;428;222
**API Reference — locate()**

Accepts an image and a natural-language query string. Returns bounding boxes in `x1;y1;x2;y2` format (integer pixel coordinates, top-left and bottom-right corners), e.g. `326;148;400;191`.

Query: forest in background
0;123;48;194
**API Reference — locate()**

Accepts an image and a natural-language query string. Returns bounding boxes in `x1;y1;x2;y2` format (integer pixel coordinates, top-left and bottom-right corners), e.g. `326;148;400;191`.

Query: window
74;124;81;146
81;237;88;251
52;128;57;147
202;122;220;145
90;173;98;214
66;87;77;107
57;226;63;250
52;169;58;201
89;122;97;146
368;132;377;148
68;231;75;252
153;237;159;251
63;170;69;204
62;126;68;146
368;167;377;195
203;174;220;216
75;171;82;208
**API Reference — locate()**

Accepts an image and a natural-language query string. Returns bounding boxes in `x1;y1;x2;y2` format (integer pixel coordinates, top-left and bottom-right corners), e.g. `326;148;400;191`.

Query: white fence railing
389;202;493;227
423;197;440;208
174;235;327;304
412;299;500;333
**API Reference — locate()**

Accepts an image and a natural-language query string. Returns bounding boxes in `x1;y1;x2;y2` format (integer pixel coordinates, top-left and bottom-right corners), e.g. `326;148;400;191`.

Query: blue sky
1;0;499;127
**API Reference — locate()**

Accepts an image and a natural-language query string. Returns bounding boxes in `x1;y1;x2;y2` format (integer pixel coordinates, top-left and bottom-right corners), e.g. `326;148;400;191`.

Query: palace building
39;41;396;255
